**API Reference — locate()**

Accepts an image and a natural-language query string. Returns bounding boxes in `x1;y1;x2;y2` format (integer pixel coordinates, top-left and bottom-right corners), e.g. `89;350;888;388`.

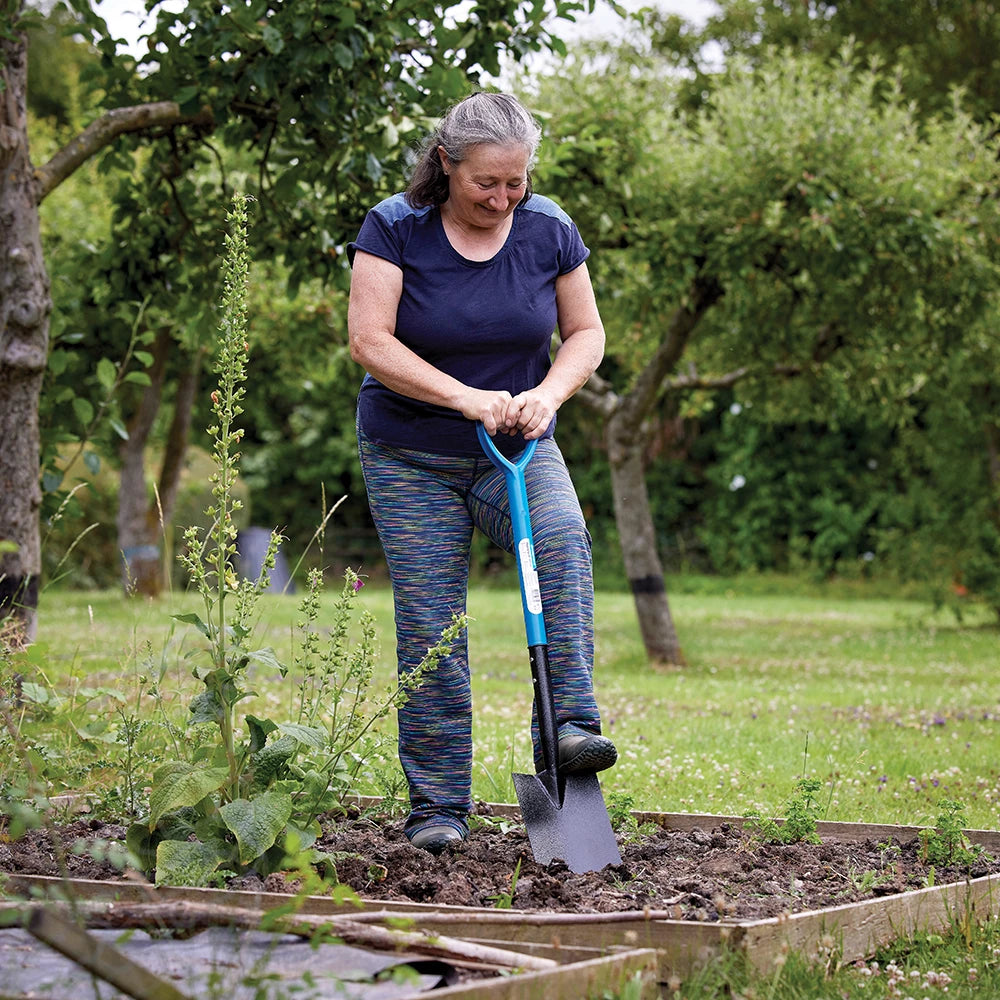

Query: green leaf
48;349;69;375
188;689;224;725
219;790;293;865
173;612;212;637
246;714;278;753
126;822;160;873
110;418;129;441
71;720;118;745
19;682;51;705
276;722;327;751
96;357;117;390
331;43;353;68
72;397;94;425
247;647;284;672
124;370;152;386
149;762;229;826
154;838;227;887
83;451;100;475
262;23;284;53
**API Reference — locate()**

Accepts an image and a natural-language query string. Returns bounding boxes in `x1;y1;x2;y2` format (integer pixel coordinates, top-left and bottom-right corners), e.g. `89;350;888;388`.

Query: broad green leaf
19;682;50;705
72;720;118;745
48;349;69;375
173;612;212;637
72;397;93;425
188;689;224;725
96;357;117;389
246;714;278;752
247;647;283;672
331;43;353;68
154;838;227;887
149;762;229;826
219;791;293;865
276;722;327;750
126;822;160;873
262;23;284;53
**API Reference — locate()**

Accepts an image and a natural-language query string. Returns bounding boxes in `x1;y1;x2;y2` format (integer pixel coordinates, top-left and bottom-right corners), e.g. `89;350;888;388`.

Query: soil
3;804;998;922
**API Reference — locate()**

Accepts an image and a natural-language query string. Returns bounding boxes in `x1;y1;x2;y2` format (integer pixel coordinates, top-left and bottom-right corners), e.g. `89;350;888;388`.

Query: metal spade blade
513;770;622;873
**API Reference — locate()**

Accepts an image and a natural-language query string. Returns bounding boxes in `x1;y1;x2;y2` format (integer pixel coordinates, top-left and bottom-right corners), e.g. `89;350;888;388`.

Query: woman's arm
505;261;606;440
348;250;517;435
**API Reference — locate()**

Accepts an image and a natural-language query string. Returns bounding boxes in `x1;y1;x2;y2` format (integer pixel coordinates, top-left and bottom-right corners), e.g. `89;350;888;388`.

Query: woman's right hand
459;388;516;435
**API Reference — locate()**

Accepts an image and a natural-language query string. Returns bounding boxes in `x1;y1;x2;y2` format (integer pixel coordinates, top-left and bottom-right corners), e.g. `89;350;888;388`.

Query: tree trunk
117;328;170;595
581;275;723;667
154;347;201;587
0;20;48;643
116;331;201;596
606;410;686;667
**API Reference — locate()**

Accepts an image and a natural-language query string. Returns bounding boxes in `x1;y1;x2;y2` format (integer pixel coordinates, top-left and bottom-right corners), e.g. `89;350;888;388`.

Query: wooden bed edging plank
421;949;660;1000
739;871;1000;974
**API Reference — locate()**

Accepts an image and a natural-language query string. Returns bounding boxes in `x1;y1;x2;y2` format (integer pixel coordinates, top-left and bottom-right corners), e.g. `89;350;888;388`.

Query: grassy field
19;578;998;830
5;575;1000;999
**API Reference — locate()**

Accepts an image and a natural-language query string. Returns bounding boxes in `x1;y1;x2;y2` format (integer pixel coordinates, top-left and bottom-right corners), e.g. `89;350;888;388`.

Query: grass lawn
5;575;1000;999
12;577;1000;829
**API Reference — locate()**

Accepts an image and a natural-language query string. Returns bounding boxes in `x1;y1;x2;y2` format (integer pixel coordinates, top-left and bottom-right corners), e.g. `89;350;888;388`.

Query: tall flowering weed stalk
128;195;464;887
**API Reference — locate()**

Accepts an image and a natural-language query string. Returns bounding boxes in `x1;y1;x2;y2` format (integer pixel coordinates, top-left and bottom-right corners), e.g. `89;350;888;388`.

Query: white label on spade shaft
518;538;543;615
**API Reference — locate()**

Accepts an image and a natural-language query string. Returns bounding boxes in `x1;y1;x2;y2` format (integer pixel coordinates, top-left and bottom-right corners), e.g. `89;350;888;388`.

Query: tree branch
659;360;804;396
577;370;620;416
618;272;724;430
34;102;214;203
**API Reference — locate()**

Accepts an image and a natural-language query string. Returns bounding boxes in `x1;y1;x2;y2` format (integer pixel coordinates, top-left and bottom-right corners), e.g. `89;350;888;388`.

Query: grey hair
406;92;542;208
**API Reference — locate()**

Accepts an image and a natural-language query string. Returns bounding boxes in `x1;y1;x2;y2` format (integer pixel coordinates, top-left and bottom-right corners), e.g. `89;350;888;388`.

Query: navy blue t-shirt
347;192;590;456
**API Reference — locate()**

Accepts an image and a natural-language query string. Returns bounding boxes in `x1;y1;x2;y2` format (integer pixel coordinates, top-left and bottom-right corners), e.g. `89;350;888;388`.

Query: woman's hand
504;388;559;440
458;388;515;436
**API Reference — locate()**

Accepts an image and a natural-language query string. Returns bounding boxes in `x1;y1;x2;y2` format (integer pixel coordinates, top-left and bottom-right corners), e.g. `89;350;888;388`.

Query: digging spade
477;424;621;874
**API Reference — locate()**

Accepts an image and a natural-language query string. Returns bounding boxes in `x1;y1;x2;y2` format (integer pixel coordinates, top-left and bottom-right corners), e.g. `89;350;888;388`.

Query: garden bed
4;804;1000;991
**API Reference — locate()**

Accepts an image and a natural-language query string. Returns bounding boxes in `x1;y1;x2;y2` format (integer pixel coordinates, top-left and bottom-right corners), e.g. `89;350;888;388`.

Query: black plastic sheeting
0;925;457;999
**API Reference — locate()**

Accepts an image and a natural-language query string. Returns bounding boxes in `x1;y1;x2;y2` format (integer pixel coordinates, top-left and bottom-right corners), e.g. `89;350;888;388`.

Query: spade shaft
476;425;621;873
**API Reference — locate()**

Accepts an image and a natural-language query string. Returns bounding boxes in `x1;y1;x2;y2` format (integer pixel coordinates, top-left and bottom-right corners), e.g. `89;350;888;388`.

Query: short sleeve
519;195;590;276
558;220;590;276
347;194;413;268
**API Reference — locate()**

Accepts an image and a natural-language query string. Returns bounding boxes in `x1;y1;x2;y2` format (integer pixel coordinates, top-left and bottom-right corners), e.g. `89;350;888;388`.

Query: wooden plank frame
5;809;1000;988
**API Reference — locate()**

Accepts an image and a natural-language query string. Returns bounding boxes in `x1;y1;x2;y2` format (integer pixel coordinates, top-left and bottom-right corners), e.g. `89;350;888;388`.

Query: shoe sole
560;740;618;774
416;835;459;855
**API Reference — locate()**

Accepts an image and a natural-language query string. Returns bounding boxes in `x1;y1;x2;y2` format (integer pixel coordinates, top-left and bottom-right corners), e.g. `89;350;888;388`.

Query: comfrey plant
127;195;464;887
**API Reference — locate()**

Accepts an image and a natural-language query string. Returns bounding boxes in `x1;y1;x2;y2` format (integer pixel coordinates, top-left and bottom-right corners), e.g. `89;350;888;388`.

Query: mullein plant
128;195;465;887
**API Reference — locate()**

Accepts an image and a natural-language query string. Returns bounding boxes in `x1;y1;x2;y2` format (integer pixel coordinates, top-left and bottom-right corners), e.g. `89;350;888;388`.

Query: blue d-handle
476;424;546;648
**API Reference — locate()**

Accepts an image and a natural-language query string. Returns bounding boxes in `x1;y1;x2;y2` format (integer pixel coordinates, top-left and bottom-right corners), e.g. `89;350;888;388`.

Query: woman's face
439;142;530;231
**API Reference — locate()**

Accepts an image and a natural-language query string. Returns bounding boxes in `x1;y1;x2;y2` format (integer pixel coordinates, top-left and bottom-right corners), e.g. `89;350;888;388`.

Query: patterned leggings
357;430;603;839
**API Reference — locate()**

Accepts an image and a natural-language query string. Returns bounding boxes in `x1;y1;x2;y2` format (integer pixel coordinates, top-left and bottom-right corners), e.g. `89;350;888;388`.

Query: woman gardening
347;92;616;855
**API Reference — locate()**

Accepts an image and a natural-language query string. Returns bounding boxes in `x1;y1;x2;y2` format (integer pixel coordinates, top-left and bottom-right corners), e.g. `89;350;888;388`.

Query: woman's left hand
503;388;558;439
